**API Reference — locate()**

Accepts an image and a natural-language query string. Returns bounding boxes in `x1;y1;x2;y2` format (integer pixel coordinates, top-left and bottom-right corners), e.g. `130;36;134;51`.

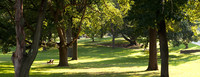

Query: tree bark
92;37;95;42
157;0;169;76
112;33;115;49
57;27;69;66
53;0;69;66
12;0;47;77
121;33;137;46
158;19;169;77
66;17;73;57
143;40;148;50
146;28;158;71
100;29;104;38
184;43;188;49
100;24;106;38
72;40;78;60
111;23;115;49
71;26;79;60
12;0;26;76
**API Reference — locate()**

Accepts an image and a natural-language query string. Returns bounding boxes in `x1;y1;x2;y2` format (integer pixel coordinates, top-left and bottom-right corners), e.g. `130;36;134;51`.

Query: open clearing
1;38;200;77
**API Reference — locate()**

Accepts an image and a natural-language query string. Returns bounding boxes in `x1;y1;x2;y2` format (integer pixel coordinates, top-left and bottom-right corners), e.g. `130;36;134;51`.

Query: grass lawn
1;37;200;77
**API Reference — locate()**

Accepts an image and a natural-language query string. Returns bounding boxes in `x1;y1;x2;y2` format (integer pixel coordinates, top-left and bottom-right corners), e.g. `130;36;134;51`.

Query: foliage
0;1;15;53
83;24;101;41
119;19;148;46
184;1;200;23
168;19;199;47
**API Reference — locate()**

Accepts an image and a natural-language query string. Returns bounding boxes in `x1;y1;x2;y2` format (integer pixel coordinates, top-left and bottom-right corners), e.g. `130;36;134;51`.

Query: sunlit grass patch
1;37;200;77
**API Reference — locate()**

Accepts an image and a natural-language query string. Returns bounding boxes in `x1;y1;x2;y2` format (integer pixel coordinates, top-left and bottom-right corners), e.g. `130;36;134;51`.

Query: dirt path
191;41;200;46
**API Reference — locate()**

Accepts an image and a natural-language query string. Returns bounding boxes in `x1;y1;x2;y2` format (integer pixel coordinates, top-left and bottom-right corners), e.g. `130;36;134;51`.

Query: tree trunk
53;0;69;66
48;32;52;43
92;37;95;42
143;40;148;50
112;33;115;49
42;41;47;51
12;0;47;77
111;23;115;49
100;30;104;38
58;43;68;66
57;27;69;66
71;27;78;60
66;17;73;57
158;19;169;77
12;0;26;76
68;0;87;60
100;25;106;38
147;28;158;71
184;43;188;49
72;40;78;60
121;33;137;46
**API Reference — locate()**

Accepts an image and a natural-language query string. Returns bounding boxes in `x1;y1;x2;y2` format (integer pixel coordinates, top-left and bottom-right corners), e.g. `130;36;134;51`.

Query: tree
111;23;117;49
83;24;100;42
146;28;158;70
11;0;47;77
126;0;159;71
72;27;79;60
120;20;148;47
157;0;188;76
98;24;108;38
51;0;89;66
127;0;189;76
168;20;198;49
66;17;73;57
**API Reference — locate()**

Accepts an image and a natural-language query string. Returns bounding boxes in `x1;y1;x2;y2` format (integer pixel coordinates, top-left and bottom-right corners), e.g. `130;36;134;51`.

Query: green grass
1;37;200;77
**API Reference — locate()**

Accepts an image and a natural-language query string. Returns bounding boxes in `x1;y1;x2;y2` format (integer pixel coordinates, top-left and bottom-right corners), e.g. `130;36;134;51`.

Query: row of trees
0;0;127;77
0;0;200;77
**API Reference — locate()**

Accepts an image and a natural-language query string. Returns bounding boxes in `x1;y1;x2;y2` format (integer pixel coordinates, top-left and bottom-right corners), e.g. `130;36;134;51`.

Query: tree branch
25;40;32;45
5;7;15;22
87;5;102;14
63;3;84;10
8;0;14;4
30;0;37;8
67;0;87;47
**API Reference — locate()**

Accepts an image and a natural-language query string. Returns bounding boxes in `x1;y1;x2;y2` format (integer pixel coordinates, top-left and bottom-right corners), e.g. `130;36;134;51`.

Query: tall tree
66;17;73;57
127;0;189;76
72;27;79;60
147;28;158;70
158;0;188;76
53;0;69;66
12;0;47;77
126;0;159;71
158;19;169;77
52;0;88;66
111;23;116;49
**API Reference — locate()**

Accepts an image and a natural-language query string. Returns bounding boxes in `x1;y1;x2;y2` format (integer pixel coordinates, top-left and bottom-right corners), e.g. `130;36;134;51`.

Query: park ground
1;37;200;77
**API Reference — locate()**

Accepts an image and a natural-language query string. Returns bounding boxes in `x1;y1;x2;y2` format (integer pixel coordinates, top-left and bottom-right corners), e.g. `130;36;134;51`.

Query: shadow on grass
169;54;200;66
1;38;200;77
0;74;14;77
34;42;200;69
78;45;143;57
169;43;200;53
0;64;14;77
32;55;149;70
35;45;141;61
29;71;159;77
